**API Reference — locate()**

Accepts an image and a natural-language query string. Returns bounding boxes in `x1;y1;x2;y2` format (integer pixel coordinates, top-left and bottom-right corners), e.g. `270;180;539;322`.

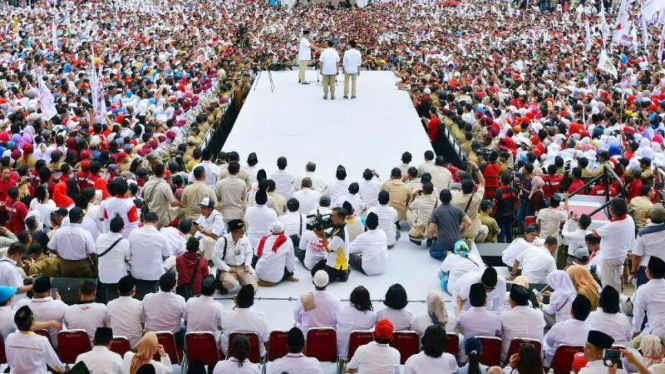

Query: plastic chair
506;338;542;361
185;332;222;367
305;328;337;363
347;331;374;361
550;345;584;374
108;336;132;357
57;330;92;364
34;329;51;341
477;336;503;366
267;331;289;362
389;331;420;365
153;331;180;364
229;332;262;364
445;333;460;358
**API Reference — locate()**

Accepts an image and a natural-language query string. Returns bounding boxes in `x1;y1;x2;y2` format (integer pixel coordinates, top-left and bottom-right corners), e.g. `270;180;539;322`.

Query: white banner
643;0;665;20
598;50;618;78
37;75;57;121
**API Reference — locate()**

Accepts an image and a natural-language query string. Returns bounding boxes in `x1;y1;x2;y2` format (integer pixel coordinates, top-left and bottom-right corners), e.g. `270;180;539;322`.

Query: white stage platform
223;70;434;181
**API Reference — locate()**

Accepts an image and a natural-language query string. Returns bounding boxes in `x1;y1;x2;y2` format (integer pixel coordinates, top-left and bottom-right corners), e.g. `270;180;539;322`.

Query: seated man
369;191;400;247
74;327;123;374
280;198;307;248
266;327;324;374
348;212;388;276
458;283;501;341
211;219;258;294
107;276;144;349
296;220;327;270
500;284;545;360
346;319;400;374
509;236;558;284
543;295;591;367
185;275;224;347
6;306;64;374
142;272;186;345
294;271;341;335
579;331;627;374
255;221;298;286
310;207;350;283
14;276;67;347
501;224;539;267
27;243;60;277
455;267;507;313
221;285;269;357
64;280;108;344
478;199;500;243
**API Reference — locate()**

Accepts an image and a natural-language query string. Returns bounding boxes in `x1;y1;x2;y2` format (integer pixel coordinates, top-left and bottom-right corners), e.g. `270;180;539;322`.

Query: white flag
37;75;57;121
641;17;650;51
90;51;107;124
586;21;592;52
598;50;618;78
658;23;665;63
51;19;57;50
642;0;665;20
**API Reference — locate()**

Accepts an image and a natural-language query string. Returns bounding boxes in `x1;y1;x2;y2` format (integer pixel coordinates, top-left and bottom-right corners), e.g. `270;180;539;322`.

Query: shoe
351;95;357;99
323;95;328;100
344;95;349;99
257;279;275;287
331;96;336;100
302;82;310;85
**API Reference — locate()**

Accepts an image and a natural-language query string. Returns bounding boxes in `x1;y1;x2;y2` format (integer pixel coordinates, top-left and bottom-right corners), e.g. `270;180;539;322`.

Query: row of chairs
0;329;583;374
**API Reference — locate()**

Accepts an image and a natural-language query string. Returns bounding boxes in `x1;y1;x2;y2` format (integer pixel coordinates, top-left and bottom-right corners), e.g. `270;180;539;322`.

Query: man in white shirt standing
319;40;340;100
96;216;131;303
128;212;172;300
346;319;400;374
64;280;108;344
185;275;224;347
74;327;123;374
142;272;186;346
212;219;258;293
298;30;316;85
593;198;635;293
342;40;362;99
631;257;665;341
348;213;388;276
267;327;324;374
107;276;144;349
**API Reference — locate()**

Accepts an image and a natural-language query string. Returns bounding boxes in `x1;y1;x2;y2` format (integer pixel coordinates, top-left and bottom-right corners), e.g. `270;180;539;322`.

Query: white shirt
298;37;312;61
543;319;589;367
411;314;458;338
0;306;16;340
359;179;382;209
342;48;362;75
102;197;139;237
160;227;187;257
348;229;388;276
121;352;173;374
347;341;400;374
633;223;665;266
75;346;123;374
367;205;398;246
143;291;186;333
0;257;25;303
64;302;108;343
336;305;377;359
440;253;482;295
107;296;144;348
293;189;322;215
595;216;636;260
256;235;296;284
299;231;327;270
96;232;130;284
195;210;227;246
334;193;366;215
214;358;260;374
188;160;220;188
457;271;507;312
221;307;270;356
280;212;307;238
267;353;325;374
244;205;279;250
319;47;340;75
376;307;414;331
562;219;591;255
294;172;327;193
502;238;533;267
212;234;254;272
13;297;66;345
47;223;96;260
458;306;502;340
515;246;556;284
585;310;632;347
5;331;63;374
326;180;349;204
632;278;665;337
500;305;545;359
580;359;628;374
404;351;458;374
129;224;171;281
540;290;573;324
294;290;341;334
271;169;296;199
185;295;225;343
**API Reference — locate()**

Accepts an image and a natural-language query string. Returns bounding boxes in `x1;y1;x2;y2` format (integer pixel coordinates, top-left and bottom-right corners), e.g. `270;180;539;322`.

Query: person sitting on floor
348;212;388;276
255;221;299;286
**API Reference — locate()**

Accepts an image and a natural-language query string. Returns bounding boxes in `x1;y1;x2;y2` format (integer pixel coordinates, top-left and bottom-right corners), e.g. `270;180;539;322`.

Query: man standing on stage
298;30;316;85
320;41;340;100
343;40;362;99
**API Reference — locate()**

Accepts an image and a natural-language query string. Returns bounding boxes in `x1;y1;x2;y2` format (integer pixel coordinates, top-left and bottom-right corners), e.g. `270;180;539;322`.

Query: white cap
313;270;329;288
198;197;214;209
270;221;284;234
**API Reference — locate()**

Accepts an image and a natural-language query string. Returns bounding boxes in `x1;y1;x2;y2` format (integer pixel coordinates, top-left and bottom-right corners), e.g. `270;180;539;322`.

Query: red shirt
0;178;16;201
567;179;586;194
76;171;91;190
542;174;564;199
175;252;210;295
427;116;440;142
590;184;617;197
4;198;27;235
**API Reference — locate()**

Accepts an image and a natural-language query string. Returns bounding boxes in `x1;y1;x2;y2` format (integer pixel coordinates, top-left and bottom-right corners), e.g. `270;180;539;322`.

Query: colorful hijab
130;332;159;374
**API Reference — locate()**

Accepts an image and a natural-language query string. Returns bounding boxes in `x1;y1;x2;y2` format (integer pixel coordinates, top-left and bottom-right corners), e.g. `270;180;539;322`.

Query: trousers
322;74;336;98
601;257;625;293
218;265;258;293
344;73;357;97
298;60;309;82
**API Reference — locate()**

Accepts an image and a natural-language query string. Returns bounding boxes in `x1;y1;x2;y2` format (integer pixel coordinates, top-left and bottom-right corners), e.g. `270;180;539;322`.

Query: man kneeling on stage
311;207;350;282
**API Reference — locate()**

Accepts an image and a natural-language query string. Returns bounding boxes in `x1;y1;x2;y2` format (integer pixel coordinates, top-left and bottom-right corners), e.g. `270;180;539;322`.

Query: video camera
306;211;332;231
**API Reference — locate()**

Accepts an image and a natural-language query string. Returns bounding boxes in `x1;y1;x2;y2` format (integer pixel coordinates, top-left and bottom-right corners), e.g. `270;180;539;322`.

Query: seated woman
404;325;459;374
121;332;173;374
538;270;576;326
212;335;260;374
412;290;457;337
376;283;414;331
458;337;488;374
336;286;377;360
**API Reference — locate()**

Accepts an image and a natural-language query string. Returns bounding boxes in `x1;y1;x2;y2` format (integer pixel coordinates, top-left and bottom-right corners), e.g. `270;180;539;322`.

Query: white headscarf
546;270;577;302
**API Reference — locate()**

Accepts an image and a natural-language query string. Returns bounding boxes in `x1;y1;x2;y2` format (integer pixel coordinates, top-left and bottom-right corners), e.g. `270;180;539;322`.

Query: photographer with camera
310;207;349;283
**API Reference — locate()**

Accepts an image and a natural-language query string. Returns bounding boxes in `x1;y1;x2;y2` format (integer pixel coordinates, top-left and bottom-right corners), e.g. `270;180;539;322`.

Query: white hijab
547;270;577;302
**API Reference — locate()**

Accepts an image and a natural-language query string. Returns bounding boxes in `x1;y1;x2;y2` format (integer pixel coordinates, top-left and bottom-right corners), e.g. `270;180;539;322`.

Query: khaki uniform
407;194;440;240
142;176;177;227
180;181;217;220
216;176;247;221
218;164;252;187
479;212;500;243
322;74;336;98
641;168;655;187
268;191;287;216
344;73;357;97
29;256;60;277
381;179;412;221
629;196;653;230
452;187;485;241
299;60;310;83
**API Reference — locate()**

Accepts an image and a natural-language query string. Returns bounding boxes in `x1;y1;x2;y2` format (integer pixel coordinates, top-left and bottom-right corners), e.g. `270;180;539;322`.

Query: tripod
253;60;275;92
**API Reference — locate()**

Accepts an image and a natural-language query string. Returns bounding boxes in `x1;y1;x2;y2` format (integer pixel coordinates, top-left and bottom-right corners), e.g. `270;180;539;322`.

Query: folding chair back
347;331;373;361
445;333;460;358
153;331;180;364
268;331;289;362
477;336;503;366
57;330;92;364
389;331;420;365
185;332;221;366
551;345;584;374
108;336;131;357
34;329;51;342
507;338;542;360
305;328;337;363
229;332;262;363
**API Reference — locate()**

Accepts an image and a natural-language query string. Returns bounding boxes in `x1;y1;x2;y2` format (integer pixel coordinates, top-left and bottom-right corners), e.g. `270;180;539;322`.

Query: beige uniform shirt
142;177;176;227
180;181;217;220
452;187;485;240
216;175;248;221
381;179;412;221
268;191;287;216
629;196;653;230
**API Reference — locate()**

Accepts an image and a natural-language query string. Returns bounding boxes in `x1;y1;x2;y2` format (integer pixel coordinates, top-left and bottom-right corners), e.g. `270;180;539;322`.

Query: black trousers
132;278;159;300
310;259;349;282
349;253;366;275
295;248;306;265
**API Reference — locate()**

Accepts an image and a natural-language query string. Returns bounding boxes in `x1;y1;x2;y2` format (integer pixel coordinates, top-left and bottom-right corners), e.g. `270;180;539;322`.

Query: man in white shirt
368;191;399;248
294;162;327;193
160;219;191;259
319;40;340;100
107;276;144;348
74;327;123;374
298;30;315;85
128;212;172;300
346;319;400;374
457;283;501;341
280;198;307;247
543;294;592;367
0;286;17;340
187;149;220;188
272;157;296;200
6;306;64;374
14;276;67;346
221;284;269;357
631;204;665;288
212;219;258;293
142;272;186;345
245;190;278;258
510;236;558;284
456;267;507;313
293;178;322;215
593;198;635;292
334;182;366;216
359;169;382;210
194;198;226;260
562;213;592;258
342;40;362;99
255;221;298;286
632;257;665;340
96;216;131;303
502;224;539;267
500;284;545;360
185;275;224;346
0;243;33;302
64;280;107;344
294;271;341;334
579;331;627;374
348;213;388;276
48;207;97;277
267;327;324;374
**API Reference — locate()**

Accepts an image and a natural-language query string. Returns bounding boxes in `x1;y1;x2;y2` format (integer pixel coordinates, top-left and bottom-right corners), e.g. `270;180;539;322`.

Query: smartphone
51;287;58;300
603;349;623;368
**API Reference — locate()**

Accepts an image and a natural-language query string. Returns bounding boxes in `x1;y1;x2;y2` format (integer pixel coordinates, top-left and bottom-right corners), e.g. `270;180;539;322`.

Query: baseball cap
574;247;590;261
0;286;16;303
198;197;214;209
